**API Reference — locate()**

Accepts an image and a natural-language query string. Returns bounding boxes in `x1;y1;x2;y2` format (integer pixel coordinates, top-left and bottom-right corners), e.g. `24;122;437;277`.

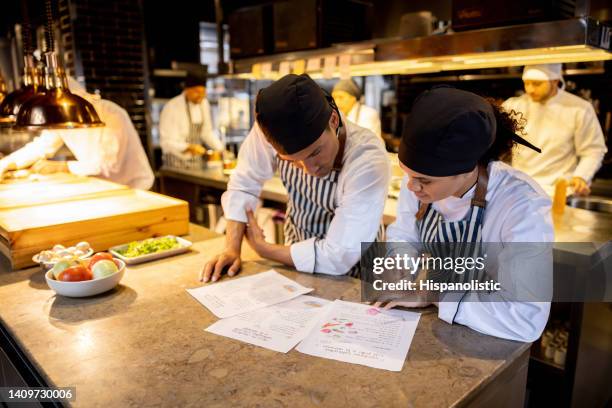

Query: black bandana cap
256;74;332;155
184;72;207;88
399;86;540;176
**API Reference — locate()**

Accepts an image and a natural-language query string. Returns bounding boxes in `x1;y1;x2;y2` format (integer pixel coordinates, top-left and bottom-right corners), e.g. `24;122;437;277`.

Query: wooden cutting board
0;176;129;210
0;175;190;270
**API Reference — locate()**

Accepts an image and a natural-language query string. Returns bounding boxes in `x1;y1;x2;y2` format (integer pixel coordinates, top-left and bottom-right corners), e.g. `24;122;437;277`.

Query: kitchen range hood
229;17;611;79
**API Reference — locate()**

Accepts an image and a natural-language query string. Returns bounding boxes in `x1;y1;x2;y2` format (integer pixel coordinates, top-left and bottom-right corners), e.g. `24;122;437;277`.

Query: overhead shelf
225;18;612;80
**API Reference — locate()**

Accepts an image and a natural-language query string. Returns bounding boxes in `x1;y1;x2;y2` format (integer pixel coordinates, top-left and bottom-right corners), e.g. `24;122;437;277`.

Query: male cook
503;64;607;196
201;74;389;282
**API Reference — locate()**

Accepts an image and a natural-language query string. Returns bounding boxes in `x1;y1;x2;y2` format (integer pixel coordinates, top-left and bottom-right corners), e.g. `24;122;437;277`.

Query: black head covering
399;86;539;177
184;72;207;88
256;74;332;155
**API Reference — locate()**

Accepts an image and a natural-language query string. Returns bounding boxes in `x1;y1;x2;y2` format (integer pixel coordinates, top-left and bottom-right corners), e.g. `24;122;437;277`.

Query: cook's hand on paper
371;285;437;309
200;251;241;283
373;300;432;310
244;209;268;255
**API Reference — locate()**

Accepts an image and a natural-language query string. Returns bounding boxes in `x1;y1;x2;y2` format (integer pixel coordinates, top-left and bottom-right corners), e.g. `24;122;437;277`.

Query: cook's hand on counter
31;159;69;174
200;251;241;283
570;176;590;196
200;219;246;283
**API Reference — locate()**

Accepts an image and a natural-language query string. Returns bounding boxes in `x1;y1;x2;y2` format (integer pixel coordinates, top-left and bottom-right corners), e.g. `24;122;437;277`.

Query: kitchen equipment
398;11;433;38
15;0;104;130
273;0;372;53
452;0;578;31
228;6;273;58
566;196;612;214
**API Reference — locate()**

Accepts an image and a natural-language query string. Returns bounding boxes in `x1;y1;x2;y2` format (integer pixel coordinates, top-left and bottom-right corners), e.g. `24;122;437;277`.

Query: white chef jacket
503;89;607;195
221;121;390;275
0;92;154;190
347;102;382;139
386;161;553;342
159;93;224;158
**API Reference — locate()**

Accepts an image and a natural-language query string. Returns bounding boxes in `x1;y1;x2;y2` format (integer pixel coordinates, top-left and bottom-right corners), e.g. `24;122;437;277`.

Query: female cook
385;86;553;342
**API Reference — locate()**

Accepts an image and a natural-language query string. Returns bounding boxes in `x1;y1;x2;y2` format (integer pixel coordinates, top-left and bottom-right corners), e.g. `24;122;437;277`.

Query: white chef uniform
159;93;223;164
503;69;607;195
347;102;382;140
387;161;554;342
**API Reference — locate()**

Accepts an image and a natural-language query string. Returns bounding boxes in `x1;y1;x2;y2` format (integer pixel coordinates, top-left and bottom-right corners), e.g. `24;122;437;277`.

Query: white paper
187;270;313;318
296;300;420;371
205;295;331;353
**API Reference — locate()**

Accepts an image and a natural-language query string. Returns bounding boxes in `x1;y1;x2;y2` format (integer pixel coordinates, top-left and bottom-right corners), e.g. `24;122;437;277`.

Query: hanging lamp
0;0;44;127
15;0;103;130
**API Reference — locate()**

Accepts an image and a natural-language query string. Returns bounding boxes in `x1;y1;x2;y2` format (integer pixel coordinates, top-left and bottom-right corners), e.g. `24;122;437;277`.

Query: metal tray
109;236;193;265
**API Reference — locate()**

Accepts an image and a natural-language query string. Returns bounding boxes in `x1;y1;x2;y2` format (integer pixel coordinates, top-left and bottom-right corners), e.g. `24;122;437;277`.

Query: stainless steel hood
229;17;612;79
375;17;611;70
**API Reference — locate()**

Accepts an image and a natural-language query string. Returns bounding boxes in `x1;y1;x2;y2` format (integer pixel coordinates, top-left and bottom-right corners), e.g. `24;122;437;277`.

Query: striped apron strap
416;164;490;282
277;126;378;277
185;98;205;170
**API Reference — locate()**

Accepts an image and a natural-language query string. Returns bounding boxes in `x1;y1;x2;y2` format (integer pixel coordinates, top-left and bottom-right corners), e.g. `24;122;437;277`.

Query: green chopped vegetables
118;237;181;258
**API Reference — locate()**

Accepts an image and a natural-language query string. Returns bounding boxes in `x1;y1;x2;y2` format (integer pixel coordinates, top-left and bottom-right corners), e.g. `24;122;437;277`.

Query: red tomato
88;252;114;269
58;265;91;282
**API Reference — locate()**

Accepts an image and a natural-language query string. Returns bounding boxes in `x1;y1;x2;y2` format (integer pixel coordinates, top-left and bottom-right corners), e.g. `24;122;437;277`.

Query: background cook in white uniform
503;64;607;196
0;77;154;190
159;73;223;163
332;78;382;139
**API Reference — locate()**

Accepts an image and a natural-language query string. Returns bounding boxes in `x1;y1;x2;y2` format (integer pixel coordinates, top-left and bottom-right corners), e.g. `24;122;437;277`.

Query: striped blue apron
276;126;383;278
416;164;489;283
162;97;206;170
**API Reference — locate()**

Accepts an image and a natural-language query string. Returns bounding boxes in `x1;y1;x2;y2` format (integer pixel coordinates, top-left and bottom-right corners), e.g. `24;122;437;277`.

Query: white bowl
45;259;126;298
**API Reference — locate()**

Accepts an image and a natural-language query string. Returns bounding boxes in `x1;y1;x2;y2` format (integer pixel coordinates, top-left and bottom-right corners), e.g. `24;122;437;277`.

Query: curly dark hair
479;98;527;165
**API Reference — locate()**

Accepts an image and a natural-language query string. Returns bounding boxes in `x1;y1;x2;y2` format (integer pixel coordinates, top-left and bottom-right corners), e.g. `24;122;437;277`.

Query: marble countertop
0;226;530;407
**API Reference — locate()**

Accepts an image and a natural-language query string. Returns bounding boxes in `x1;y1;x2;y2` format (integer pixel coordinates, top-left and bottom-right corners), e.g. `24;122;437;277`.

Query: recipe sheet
296;300;421;371
187;270;313;318
205;295;331;353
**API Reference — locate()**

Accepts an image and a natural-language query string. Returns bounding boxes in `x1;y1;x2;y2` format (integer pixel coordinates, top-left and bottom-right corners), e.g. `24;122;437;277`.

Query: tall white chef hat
522;64;563;81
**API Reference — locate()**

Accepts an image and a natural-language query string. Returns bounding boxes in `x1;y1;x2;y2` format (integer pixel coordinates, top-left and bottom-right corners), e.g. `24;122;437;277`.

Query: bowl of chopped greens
109;236;192;265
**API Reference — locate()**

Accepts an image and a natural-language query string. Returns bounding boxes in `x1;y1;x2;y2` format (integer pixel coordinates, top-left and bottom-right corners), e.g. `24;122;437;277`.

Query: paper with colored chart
187;270;313;318
296;300;421;371
205;295;331;353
